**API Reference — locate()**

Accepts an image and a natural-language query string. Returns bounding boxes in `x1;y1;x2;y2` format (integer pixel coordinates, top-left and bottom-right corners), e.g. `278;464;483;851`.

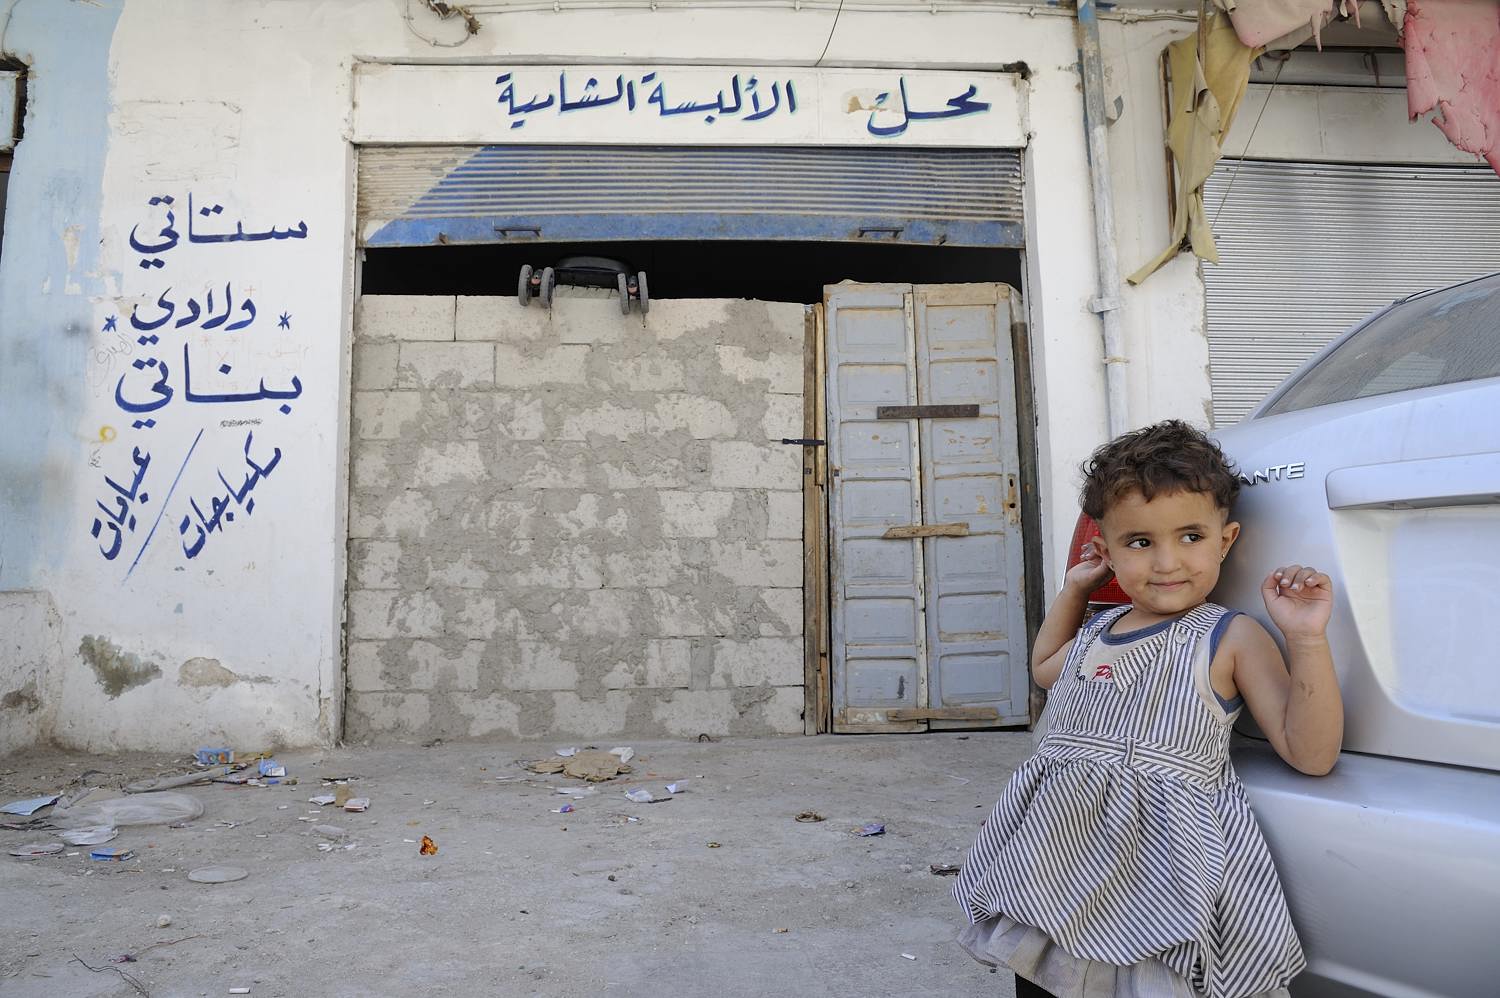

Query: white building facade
1;0;1485;752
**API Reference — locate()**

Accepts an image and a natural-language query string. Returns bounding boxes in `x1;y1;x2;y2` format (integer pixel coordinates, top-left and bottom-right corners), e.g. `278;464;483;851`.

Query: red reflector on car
1067;513;1129;605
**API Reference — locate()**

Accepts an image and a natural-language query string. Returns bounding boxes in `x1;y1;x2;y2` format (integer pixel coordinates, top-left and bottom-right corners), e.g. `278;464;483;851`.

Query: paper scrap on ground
1;795;60;816
609;747;635;764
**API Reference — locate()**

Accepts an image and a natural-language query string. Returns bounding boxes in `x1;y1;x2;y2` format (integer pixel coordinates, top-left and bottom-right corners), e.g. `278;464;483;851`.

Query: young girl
953;420;1343;998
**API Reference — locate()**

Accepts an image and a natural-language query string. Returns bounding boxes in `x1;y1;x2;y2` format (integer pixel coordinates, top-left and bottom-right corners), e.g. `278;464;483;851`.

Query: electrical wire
1213;52;1287;225
813;0;846;67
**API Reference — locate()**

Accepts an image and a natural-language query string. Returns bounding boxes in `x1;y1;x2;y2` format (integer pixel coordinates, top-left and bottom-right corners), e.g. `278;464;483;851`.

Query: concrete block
354;342;399;390
761;393;805;440
568;589;646;639
713;637;805;687
453;694;524;738
414;441;486;487
456;295;550;342
506;642;579;691
349;539;402;590
602;639;692;690
561;402;647;441
761;685;807;734
716;345;803;394
650;689;738;737
553;298;624;345
453;592;503;639
353;391;422;441
605;544;687;589
758;588;804;636
397;342;495;389
708;540;802;588
357;295;455;342
346;640;387;693
658;491;735;538
613;355;685;391
347;590;445;639
509;397;546;440
646;589;733;638
351;446;394;491
551;690;631;736
710;441;802;491
516;446;593;489
766;491;804;540
643;298;733;341
358;490;436;540
511;544;604;590
494;344;591;388
646;395;736;439
426;551;490;589
345;691;431;739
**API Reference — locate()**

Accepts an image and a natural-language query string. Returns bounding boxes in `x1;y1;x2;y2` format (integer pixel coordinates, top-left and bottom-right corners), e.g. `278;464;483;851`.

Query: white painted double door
826;283;1029;732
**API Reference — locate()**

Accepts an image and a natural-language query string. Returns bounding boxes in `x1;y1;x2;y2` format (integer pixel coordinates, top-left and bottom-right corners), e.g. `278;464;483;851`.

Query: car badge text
1239;462;1306;486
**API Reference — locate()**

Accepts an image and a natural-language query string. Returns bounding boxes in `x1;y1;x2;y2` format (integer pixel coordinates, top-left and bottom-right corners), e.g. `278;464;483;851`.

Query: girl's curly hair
1080;419;1240;520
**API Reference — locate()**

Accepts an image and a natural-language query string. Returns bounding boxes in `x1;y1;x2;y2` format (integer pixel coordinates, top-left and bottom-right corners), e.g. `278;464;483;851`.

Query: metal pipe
1077;0;1129;438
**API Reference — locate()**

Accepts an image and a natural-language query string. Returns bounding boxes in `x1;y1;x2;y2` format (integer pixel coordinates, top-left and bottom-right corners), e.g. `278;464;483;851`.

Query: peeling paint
179;657;239;688
79;635;162;697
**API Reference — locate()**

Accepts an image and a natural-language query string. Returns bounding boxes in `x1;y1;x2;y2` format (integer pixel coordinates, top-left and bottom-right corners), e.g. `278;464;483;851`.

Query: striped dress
953;603;1305;998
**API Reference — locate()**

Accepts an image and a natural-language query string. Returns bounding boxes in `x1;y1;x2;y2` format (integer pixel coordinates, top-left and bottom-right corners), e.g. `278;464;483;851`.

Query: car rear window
1262;273;1500;417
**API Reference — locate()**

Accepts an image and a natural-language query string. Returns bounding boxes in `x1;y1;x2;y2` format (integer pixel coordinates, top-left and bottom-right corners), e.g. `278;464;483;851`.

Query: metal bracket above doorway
875;404;980;420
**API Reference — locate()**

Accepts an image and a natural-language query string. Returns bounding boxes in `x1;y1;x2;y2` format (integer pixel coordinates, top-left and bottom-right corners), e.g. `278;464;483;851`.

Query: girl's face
1095;488;1240;621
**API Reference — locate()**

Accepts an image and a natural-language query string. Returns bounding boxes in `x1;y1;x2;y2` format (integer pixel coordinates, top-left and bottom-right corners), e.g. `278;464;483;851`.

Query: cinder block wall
344;294;807;741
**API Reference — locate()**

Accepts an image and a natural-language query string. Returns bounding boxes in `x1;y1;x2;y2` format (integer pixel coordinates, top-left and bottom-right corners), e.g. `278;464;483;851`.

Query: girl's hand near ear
1064;539;1114;594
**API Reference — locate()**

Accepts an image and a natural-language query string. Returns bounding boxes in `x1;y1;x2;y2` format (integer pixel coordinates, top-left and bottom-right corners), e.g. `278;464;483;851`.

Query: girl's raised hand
1064;539;1114;595
1261;564;1333;639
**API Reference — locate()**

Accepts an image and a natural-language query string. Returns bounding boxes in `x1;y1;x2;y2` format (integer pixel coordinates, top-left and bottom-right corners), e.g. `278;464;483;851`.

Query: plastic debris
901;953;917;961
156;914;172;928
187;865;248;883
194;747;234;766
419;835;438;856
665;783;685;795
90;847;135;861
930;863;961;876
53;792;204;828
230;989;251;995
609;746;635;764
308;794;336;806
342;798;370;813
555;747;579;757
9;842;63;858
1;794;60;816
258;760;286;778
556;786;599;798
624;788;657;803
551;803;575;814
774;927;789;934
794;811;825;823
856;823;886;837
60;826;118;846
706;841;720;848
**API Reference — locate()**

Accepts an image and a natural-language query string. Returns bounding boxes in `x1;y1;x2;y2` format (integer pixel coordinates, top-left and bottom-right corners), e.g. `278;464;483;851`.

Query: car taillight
1067;513;1129;606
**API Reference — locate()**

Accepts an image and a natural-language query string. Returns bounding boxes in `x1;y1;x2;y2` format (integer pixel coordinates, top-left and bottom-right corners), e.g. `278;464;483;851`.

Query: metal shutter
357;144;1024;249
1202;160;1500;425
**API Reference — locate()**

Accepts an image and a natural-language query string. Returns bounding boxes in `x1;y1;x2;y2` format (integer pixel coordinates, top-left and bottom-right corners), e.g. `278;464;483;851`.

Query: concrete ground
1;731;1034;998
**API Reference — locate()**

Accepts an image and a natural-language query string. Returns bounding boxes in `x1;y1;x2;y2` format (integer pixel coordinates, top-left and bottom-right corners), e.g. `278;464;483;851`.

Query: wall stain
2;680;41;712
79;635;162;697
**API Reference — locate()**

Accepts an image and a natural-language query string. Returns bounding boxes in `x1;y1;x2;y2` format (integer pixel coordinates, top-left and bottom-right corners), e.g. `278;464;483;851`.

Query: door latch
780;438;826;447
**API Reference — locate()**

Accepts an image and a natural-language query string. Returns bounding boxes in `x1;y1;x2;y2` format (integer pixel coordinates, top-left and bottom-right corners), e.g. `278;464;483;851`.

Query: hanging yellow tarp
1129;11;1262;285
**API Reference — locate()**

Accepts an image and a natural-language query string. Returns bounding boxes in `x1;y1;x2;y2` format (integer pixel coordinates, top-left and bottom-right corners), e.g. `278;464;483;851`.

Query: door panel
827;282;1029;732
826;286;926;732
915;285;1027;728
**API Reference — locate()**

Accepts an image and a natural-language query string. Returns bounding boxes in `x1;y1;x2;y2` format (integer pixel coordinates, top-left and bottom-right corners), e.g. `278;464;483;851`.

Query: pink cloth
1403;0;1500;173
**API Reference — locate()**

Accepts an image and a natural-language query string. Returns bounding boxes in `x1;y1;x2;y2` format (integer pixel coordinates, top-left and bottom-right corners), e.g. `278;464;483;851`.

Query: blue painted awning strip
361;144;1025;248
366;211;1022;248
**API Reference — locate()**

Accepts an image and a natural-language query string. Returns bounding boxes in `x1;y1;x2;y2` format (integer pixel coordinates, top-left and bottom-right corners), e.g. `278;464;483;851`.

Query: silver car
1212;273;1500;997
1072;273;1500;996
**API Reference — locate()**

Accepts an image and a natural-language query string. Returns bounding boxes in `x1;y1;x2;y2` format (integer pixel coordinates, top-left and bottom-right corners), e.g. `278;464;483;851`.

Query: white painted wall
0;0;1254;749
